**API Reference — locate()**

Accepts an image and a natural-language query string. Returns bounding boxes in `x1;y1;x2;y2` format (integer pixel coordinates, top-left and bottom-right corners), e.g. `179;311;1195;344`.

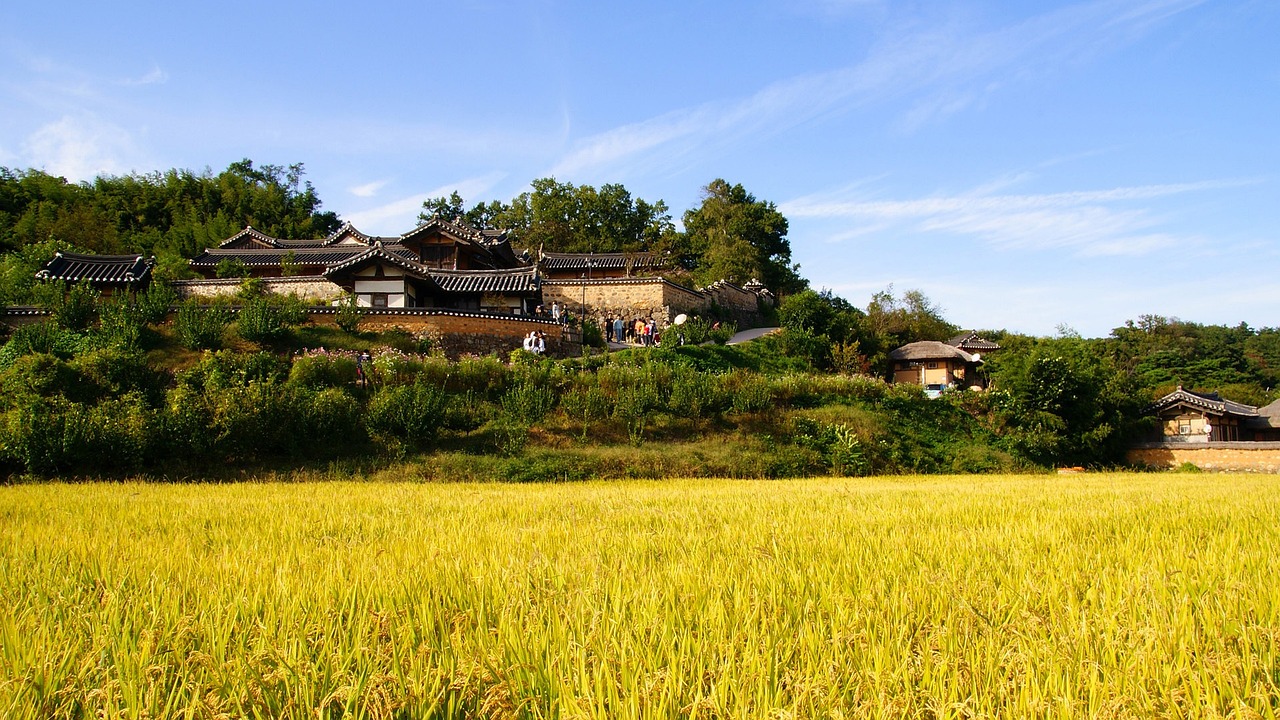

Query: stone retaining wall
540;277;765;328
307;309;573;359
172;276;343;301
1128;442;1280;472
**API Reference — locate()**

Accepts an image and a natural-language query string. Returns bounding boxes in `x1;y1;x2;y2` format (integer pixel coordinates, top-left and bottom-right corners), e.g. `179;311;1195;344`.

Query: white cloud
21;115;143;180
547;0;1209;179
340;172;508;235
782;180;1247;257
120;65;168;86
349;180;389;198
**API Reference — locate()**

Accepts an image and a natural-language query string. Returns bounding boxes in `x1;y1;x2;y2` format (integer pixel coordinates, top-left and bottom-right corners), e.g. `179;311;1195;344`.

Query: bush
134;283;177;325
1;322;86;362
365;382;447;450
178;350;290;391
335;295;364;333
288;353;358;389
96;293;144;350
174;301;230;350
236;298;284;343
0;392;153;474
501;379;557;425
215;258;249;278
667;369;730;420
40;281;100;331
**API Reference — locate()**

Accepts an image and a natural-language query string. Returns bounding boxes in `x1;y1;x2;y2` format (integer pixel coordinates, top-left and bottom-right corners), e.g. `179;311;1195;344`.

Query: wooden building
187;217;537;312
35;251;155;294
538;251;670;281
1145;386;1278;442
888;341;983;396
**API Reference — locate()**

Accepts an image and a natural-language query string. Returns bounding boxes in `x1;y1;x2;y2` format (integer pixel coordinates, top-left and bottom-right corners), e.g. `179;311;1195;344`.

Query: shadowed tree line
0;160;340;301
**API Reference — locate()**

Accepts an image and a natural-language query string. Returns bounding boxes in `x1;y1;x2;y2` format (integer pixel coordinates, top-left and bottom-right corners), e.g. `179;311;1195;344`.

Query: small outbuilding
35;251;155;294
1145;386;1260;442
889;341;984;396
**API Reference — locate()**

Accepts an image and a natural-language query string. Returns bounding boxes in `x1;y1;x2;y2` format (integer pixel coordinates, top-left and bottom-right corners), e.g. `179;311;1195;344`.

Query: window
371;293;388;308
926;362;938;369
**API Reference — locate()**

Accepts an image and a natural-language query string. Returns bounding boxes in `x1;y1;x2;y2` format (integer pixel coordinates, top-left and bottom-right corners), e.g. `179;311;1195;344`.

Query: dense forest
1;161;1276;478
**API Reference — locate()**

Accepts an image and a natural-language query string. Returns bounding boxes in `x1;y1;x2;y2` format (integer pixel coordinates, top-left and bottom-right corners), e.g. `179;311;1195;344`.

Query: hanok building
947;331;1001;356
888;341;984;397
538;251;670;281
1146;386;1273;442
35;251;155;295
188;217;538;312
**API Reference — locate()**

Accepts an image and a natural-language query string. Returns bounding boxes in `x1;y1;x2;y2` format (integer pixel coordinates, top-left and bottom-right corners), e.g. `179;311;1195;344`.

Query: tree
417;180;676;255
680;179;805;295
985;334;1149;467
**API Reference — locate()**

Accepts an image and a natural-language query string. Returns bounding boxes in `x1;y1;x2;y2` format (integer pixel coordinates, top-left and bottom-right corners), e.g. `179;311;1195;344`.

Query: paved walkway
605;326;780;350
726;327;781;345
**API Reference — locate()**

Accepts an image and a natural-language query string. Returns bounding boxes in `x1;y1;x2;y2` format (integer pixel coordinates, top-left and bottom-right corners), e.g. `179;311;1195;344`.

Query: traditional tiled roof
400;216;524;269
402;216;492;245
889;341;978;363
1147;387;1259;418
35;252;154;286
539;252;668;272
322;243;434;278
322;244;538;294
948;331;1002;352
429;266;539;294
1249;399;1280;430
218;224;391;250
190;245;417;268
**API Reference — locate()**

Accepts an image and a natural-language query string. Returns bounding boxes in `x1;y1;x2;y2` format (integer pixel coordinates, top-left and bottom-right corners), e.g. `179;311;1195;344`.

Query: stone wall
1128;442;1280;472
540;277;764;328
308;309;573;359
701;281;766;327
172;276;343;302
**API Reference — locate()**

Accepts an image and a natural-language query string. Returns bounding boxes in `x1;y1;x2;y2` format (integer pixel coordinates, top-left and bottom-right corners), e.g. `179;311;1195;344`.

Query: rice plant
0;473;1276;718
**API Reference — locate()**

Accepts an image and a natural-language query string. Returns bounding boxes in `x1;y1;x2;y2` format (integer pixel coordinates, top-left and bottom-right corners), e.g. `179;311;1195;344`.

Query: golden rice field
1;473;1278;719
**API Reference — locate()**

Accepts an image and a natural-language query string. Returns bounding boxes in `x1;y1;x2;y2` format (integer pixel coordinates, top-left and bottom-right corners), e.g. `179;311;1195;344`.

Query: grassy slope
2;474;1276;718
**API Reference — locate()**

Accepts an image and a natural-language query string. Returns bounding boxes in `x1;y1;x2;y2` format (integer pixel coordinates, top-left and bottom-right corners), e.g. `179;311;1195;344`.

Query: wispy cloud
782;179;1248;257
340;172;507;235
550;0;1208;178
349;179;389;198
20;114;144;180
119;65;168;86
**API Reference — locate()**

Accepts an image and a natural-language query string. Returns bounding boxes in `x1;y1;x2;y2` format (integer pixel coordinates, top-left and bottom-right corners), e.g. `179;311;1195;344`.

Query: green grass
1;473;1278;718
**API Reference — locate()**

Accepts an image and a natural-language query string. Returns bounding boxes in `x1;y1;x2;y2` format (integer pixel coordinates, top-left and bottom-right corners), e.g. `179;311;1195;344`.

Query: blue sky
1;0;1276;337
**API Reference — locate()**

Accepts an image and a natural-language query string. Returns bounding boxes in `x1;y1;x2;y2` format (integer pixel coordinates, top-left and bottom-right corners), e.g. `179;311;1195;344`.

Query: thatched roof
889;341;978;363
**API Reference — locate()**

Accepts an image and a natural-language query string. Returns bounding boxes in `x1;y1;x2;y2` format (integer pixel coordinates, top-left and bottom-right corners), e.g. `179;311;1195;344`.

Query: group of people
604;316;660;346
522;330;547;355
533;302;564;325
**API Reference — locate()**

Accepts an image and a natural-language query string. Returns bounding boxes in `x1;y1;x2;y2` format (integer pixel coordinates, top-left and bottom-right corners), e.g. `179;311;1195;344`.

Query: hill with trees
1;161;1277;479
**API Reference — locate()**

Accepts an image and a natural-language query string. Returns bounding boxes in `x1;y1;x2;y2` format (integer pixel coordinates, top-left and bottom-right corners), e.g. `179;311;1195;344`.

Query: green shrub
71;347;166;406
725;371;774;414
561;382;610;439
40;281;100;331
365;382;447;450
0;392;153;474
335;295;364;333
288;354;358;389
134;283;177;325
304;388;363;444
174;301;230;350
1;322;86;362
178;350;290;391
0;353;80;403
501;380;557;425
236;298;284;343
667;369;730;420
215;258;248;279
96;293;144;350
